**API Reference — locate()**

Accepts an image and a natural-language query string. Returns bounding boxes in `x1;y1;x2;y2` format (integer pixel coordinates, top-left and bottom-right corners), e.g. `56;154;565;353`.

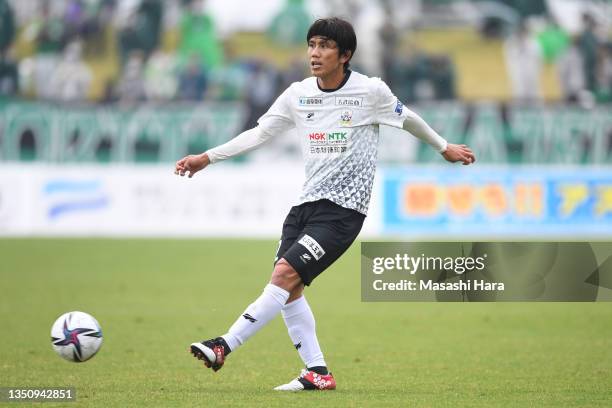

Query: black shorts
274;199;365;286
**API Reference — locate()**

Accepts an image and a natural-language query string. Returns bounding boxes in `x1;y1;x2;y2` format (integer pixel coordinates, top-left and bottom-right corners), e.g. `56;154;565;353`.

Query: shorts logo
395;99;403;115
335;97;363;107
299;97;323;106
299;253;312;264
298;234;325;260
340;109;353;126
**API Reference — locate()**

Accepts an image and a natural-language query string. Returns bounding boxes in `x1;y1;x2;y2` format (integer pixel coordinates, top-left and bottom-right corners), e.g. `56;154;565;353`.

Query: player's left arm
402;111;476;165
375;78;475;165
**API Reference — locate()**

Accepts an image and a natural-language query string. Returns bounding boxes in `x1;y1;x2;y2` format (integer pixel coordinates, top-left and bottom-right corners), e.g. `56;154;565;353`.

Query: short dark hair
307;17;357;71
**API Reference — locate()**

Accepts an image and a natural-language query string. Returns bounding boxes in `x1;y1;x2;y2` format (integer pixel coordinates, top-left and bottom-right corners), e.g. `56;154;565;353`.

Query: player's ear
339;50;352;64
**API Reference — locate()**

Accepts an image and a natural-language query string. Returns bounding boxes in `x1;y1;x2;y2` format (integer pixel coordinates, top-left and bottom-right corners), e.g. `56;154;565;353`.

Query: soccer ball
51;311;103;362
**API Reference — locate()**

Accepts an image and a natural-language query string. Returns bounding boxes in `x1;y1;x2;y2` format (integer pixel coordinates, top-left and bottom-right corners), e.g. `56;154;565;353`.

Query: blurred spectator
64;0;87;38
176;53;207;101
21;2;66;99
118;0;163;64
0;0;17;97
162;0;183;31
178;0;222;70
0;0;15;55
48;40;92;102
429;54;456;100
353;2;385;76
536;19;569;64
499;0;547;18
386;38;456;103
34;2;67;53
242;62;281;131
0;48;18;96
595;43;612;104
280;57;307;90
557;37;586;103
117;51;146;104
557;37;585;104
267;0;311;46
206;42;248;102
63;0;112;53
144;50;178;101
386;42;426;103
504;21;542;103
379;0;399;90
139;0;163;52
578;13;600;94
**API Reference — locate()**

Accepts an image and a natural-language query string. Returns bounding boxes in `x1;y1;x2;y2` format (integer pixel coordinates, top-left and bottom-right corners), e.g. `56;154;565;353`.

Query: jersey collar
317;70;352;93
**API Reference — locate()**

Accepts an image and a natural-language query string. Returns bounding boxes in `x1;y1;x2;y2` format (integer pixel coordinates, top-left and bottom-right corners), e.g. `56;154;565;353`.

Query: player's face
307;36;350;79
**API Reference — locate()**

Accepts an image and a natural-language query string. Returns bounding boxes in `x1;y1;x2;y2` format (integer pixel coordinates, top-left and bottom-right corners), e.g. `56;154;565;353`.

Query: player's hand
174;153;210;178
442;144;475;165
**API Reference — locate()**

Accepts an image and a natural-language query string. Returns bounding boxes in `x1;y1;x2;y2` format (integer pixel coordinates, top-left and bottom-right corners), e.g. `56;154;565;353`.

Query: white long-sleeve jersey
207;70;447;215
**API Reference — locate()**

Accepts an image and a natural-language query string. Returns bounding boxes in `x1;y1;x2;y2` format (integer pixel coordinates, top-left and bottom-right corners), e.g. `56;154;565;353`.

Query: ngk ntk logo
308;132;348;142
309;132;326;141
308;131;349;154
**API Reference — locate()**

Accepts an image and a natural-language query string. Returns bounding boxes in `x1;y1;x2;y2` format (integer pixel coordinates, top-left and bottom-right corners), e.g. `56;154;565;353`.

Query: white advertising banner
0;164;382;237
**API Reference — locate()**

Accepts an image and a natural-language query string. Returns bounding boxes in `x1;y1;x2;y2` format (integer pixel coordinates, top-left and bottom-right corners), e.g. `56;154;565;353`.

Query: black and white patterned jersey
258;70;411;215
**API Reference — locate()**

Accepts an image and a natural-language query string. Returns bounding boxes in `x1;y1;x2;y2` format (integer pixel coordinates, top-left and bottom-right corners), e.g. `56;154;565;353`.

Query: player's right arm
175;86;295;178
174;127;273;178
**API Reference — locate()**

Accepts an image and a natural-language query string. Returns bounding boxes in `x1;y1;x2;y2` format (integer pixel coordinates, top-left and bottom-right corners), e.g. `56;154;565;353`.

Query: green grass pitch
1;239;611;407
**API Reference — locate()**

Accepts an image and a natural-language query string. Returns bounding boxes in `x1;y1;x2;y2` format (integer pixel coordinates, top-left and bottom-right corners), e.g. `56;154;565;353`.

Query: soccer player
175;17;475;391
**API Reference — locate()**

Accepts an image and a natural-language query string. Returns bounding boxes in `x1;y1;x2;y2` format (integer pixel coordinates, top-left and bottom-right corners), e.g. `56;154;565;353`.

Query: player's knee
271;259;301;291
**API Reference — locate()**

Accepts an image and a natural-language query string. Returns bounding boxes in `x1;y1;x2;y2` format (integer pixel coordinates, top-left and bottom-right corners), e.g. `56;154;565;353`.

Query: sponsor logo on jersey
340;109;353;126
335;96;363;107
308;132;347;141
395;99;403;115
328;132;347;141
306;112;315;122
299;97;323;105
308;131;349;154
298;234;326;260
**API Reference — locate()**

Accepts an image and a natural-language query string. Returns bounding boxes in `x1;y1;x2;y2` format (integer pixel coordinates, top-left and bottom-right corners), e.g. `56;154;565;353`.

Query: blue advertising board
381;166;612;237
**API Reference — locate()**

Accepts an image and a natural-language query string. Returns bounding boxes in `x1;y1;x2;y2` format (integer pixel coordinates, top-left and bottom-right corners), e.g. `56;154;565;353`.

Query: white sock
281;296;326;368
222;283;289;352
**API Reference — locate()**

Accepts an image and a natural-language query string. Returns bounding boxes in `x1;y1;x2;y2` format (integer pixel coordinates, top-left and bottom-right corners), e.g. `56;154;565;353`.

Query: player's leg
281;292;327;369
274;243;337;391
284;284;330;375
274;200;365;391
273;207;330;376
190;259;301;370
190;206;305;371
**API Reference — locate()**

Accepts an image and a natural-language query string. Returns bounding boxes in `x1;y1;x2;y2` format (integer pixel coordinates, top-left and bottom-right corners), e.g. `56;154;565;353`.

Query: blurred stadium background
0;0;611;238
2;2;612;406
